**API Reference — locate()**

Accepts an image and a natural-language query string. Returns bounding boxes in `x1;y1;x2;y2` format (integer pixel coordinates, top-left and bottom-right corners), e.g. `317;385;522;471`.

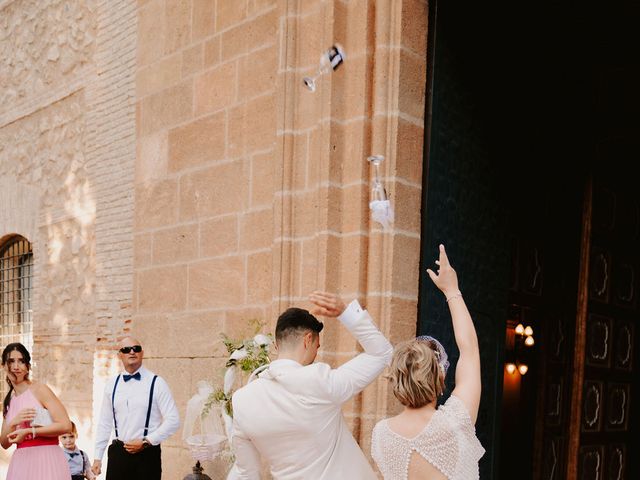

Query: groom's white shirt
232;300;393;480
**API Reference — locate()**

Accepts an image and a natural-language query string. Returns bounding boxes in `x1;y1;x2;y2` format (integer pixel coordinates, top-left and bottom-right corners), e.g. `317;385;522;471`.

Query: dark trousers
106;440;162;480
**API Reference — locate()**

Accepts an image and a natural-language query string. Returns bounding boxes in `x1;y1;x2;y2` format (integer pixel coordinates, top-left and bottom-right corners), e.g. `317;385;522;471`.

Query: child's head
60;421;78;450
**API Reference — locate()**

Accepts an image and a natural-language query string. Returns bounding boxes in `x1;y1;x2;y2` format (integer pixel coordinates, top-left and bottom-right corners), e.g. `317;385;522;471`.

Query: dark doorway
418;1;640;479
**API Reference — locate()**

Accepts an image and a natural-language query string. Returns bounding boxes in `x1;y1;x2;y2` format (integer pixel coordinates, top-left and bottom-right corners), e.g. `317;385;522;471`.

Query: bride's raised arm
426;244;481;423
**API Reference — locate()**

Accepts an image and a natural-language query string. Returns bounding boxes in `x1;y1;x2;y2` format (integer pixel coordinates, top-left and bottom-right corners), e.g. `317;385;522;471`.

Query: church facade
0;1;427;477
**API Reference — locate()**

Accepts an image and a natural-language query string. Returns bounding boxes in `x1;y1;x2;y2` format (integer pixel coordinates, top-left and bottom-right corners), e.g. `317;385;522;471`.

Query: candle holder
303;44;346;92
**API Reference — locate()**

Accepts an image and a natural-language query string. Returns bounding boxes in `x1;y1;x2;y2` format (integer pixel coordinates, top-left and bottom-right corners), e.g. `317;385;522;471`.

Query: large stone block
194;62;237;115
165;0;192;55
137;131;169;184
138;0;166;66
192;0;216;40
338;184;368;234
334;0;373;57
246;250;272;304
182;43;204;78
338;234;367;292
238;45;277;99
395;117;425;185
244;94;277;152
216;0;248;32
188;256;245;309
330;53;369;121
136;53;182;98
391;235;421;297
137;265;188;313
200;215;239;257
134;233;153;268
135;179;178;229
204;36;221;67
139;82;194;136
179;161;246;220
239;208;273;251
392;182;422;233
134;311;225;359
152;224;199;265
168;112;226;172
401;0;428;56
250;150;275;207
221;8;277;61
398;49;427;120
280;132;308;192
329;119;369;185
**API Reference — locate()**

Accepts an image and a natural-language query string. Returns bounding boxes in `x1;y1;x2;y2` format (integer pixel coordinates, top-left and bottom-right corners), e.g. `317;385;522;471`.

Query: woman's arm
1;416;13;449
1;403;36;449
29;382;71;437
427;244;481;423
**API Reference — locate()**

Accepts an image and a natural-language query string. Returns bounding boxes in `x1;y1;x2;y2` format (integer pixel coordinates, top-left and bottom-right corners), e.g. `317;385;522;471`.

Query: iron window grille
0;236;33;401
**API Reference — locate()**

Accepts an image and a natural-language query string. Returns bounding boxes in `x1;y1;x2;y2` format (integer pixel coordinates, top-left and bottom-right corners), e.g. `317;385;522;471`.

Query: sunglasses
119;345;142;354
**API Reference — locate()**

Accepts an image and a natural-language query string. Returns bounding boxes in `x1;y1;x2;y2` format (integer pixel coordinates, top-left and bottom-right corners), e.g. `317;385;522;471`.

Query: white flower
253;334;272;347
229;348;248;361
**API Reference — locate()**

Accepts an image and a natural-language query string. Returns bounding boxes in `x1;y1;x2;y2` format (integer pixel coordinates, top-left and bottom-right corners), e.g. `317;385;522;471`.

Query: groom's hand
309;291;346;317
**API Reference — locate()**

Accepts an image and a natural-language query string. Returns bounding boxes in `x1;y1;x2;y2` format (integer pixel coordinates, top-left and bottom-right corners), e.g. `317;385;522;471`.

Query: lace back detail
371;396;485;480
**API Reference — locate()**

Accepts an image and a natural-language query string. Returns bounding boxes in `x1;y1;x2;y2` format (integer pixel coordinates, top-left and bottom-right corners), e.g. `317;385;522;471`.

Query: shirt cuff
337;299;364;329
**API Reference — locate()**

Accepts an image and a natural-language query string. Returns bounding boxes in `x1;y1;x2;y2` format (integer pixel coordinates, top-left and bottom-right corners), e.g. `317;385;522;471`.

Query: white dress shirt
232;300;393;480
94;365;180;460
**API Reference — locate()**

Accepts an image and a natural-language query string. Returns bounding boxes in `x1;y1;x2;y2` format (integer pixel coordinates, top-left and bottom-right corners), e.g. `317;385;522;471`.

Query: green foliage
201;388;232;419
202;321;273;420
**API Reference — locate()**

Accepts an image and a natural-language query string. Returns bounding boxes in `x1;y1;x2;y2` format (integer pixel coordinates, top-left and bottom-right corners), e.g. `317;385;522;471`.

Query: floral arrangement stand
199;322;273;480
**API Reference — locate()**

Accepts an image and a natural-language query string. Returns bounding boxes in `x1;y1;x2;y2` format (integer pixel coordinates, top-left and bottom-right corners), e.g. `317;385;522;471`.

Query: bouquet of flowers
202;321;273;441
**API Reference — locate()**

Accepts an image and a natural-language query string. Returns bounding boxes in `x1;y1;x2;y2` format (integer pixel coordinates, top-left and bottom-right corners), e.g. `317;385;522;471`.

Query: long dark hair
2;343;31;417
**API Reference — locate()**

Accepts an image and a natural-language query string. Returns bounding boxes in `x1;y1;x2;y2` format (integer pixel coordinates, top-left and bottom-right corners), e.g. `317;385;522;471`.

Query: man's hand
91;460;102;476
124;438;146;454
309;291;346;317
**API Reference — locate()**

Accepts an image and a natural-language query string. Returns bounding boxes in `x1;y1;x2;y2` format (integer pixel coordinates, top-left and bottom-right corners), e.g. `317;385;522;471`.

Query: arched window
0;235;33;398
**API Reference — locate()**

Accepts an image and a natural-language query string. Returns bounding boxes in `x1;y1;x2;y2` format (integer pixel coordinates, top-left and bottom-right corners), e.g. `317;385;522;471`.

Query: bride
371;244;484;480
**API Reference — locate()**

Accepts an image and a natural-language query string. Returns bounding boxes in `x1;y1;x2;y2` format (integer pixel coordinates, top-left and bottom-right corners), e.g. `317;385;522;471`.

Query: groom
231;291;393;479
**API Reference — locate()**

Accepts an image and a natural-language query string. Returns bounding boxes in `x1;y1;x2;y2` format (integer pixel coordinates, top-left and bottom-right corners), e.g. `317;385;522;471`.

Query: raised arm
309;291;393;404
426;244;481;423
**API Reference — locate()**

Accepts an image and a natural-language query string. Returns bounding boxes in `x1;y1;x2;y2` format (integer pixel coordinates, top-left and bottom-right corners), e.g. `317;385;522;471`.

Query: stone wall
1;0;427;477
0;0;137;473
133;0;427;476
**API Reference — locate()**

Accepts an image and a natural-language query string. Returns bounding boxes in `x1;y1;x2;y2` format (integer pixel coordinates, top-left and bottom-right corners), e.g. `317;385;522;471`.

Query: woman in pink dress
1;342;72;479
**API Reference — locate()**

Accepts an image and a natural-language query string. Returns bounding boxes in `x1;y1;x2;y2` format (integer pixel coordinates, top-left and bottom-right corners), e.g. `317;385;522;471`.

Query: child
59;421;95;480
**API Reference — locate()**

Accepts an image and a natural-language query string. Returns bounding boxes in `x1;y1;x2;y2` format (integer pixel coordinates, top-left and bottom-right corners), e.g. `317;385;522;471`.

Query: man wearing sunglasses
91;337;180;479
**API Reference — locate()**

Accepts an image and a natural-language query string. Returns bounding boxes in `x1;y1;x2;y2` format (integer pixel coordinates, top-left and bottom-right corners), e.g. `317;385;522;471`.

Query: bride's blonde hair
388;339;445;408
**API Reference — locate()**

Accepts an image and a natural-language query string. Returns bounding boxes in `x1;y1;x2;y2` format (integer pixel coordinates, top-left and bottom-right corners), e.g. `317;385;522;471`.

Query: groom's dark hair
276;308;324;344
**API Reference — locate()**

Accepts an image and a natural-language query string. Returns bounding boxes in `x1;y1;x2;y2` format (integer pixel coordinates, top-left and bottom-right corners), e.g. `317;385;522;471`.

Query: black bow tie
123;372;141;382
68;452;79;458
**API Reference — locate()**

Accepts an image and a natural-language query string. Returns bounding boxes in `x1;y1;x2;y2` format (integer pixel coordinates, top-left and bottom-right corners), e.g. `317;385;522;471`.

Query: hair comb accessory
416;335;450;375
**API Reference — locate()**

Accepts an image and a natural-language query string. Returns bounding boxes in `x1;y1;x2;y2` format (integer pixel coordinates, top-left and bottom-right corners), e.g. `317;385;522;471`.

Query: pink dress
5;388;71;480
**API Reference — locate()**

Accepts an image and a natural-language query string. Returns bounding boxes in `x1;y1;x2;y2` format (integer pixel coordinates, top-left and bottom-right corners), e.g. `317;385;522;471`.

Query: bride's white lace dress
371;395;485;480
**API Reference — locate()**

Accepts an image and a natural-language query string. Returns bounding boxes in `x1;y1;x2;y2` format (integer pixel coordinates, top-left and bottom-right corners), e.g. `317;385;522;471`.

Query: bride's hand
426;244;460;297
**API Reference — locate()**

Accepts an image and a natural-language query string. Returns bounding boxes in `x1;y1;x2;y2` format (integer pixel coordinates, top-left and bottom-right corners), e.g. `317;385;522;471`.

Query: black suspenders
144;375;158;437
111;375;122;437
111;373;159;439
